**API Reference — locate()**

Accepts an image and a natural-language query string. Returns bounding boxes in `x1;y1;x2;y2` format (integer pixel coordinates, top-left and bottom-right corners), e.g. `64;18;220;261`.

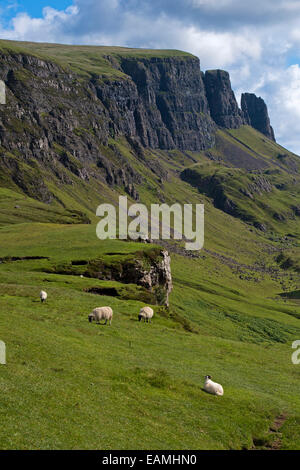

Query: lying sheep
88;306;113;325
40;290;47;303
138;306;154;323
203;375;224;396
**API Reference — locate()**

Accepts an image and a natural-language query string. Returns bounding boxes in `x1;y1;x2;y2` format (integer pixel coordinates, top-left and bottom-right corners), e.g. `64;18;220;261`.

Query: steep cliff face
204;69;246;129
0;43;278;207
0;51;217;200
119;56;216;150
0;53;115;200
241;92;275;141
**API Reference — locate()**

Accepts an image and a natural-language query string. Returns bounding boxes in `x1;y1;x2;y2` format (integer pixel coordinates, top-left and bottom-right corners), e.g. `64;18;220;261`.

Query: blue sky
1;0;300;154
1;1;71;24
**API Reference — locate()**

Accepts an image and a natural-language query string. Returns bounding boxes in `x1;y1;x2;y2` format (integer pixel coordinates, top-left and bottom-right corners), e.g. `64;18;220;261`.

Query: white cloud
264;65;300;152
188;0;234;7
0;5;79;42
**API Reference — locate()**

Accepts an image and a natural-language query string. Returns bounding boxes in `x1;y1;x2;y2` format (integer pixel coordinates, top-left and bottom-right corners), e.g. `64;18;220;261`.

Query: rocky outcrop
134;250;173;307
180;167;274;229
241;93;275;141
204;70;245;128
181;167;239;217
292;205;300;216
246;175;273;196
49;248;173;306
240;175;274;199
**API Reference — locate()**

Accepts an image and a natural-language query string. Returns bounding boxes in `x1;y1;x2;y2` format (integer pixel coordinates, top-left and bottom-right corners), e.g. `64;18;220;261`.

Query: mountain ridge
0;40;274;150
0;39;281;214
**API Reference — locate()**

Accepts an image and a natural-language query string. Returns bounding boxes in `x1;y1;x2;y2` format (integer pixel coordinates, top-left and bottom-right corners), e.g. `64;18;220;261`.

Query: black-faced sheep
203;375;224;396
40;290;47;303
88;306;113;325
138;306;154;323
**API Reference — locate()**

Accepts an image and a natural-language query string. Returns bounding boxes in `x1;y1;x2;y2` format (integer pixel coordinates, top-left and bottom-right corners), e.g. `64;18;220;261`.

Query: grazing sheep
203;375;224;396
88;306;113;325
40;290;47;303
138;306;154;323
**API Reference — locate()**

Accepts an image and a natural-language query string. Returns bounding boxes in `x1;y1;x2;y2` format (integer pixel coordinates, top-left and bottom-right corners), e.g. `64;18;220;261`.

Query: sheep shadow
201;387;223;397
129;317;148;322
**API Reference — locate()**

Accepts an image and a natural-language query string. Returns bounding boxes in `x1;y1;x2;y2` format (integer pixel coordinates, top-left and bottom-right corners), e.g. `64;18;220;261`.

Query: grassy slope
0;144;299;449
0;42;299;449
181;128;300;234
0;221;299;450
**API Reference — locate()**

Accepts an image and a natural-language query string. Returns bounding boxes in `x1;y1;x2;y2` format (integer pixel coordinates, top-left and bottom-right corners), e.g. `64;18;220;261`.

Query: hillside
0;40;299;450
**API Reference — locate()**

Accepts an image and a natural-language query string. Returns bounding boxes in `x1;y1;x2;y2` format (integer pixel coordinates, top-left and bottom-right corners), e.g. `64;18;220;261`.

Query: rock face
204;70;246;128
98;56;216;151
241;93;275;141
0;52;217;202
121;57;216;150
136;250;173;307
0;47;276;204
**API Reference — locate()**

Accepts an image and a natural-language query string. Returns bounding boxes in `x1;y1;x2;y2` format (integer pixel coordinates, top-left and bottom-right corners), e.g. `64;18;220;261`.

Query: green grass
0;217;299;449
0;40;194;79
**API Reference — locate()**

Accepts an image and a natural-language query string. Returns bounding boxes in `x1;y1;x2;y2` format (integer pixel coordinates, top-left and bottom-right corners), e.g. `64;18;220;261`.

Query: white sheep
138;306;154;323
88;306;113;325
203;375;224;396
40;290;47;303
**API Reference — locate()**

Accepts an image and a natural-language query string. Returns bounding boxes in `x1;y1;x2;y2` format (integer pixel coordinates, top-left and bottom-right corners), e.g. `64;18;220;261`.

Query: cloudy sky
1;0;300;153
